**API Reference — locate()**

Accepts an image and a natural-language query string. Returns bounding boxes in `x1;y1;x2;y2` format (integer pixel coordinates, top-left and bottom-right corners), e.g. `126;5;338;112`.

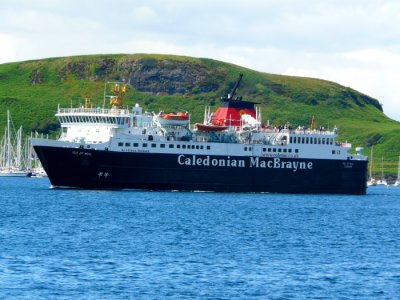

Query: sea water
0;178;399;299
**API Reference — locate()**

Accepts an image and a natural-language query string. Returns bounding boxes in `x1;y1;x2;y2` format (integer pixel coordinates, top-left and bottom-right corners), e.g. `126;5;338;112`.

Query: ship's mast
227;73;243;100
103;73;108;108
107;82;128;108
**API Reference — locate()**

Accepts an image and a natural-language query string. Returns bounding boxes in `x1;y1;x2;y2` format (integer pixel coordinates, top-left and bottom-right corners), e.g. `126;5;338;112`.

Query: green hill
1;54;399;178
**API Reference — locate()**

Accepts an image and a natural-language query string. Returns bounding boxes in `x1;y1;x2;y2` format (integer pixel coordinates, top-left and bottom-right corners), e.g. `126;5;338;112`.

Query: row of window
117;142;300;154
266;147;298;154
290;136;333;145
58;115;127;125
243;146;299;154
117;142;211;150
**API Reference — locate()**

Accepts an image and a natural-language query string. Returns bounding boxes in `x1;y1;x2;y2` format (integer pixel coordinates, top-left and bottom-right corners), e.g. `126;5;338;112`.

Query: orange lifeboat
161;112;189;120
195;123;228;132
157;112;190;126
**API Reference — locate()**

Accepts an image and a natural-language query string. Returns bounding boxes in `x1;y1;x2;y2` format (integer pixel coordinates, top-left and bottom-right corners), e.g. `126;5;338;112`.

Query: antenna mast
228;73;243;100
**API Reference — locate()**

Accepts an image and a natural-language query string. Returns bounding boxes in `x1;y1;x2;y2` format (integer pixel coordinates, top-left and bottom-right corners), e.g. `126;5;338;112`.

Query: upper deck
56;107;131;116
56;107;133;127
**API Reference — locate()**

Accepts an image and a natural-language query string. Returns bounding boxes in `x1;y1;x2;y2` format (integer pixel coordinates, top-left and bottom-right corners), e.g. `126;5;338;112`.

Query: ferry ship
31;75;368;194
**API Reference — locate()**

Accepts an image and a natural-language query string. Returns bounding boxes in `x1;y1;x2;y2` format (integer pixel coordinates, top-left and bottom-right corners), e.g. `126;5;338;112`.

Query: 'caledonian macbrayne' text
177;155;313;172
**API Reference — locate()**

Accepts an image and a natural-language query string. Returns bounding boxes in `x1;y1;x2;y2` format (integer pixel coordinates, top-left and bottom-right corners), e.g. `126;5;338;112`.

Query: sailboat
0;111;31;177
393;156;400;187
367;147;377;186
376;156;388;186
29;139;47;178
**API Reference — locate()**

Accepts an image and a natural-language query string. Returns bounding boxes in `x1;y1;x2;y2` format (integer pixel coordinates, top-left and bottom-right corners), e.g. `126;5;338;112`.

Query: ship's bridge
288;130;337;146
56;107;131;144
56;107;131;127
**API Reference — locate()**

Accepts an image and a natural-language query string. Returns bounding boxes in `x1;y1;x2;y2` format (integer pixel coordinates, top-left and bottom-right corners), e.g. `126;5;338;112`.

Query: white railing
261;128;337;135
57;107;130;116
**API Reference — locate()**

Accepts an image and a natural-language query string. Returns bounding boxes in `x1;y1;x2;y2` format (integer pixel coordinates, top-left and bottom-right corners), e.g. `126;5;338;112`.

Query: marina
0;111;31;177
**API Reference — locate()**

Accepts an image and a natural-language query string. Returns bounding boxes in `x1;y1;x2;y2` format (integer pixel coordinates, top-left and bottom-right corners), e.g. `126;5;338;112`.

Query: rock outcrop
56;57;223;95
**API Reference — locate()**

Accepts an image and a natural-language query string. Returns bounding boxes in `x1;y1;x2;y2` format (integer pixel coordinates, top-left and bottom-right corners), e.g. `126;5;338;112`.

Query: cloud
1;0;400;121
281;48;400;120
0;34;17;63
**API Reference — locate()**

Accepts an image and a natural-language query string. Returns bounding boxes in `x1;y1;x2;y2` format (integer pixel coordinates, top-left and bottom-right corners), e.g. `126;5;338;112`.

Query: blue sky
1;0;399;121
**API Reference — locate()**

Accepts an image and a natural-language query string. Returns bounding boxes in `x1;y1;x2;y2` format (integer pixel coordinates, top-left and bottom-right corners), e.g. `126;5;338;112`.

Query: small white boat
376;179;388;186
367;147;376;186
0;167;31;177
30;167;47;178
376;157;388;186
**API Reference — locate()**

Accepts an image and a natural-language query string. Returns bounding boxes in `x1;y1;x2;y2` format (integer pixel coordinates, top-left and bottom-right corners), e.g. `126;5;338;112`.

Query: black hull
34;146;368;195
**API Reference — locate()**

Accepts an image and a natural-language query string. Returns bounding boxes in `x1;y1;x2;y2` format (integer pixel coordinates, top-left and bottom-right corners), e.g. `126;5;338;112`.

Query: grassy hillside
1;54;399;177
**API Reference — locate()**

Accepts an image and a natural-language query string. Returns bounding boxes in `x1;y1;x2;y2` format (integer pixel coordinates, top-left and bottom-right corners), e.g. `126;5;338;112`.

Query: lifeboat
195;123;228;132
161;112;189;120
157;112;190;126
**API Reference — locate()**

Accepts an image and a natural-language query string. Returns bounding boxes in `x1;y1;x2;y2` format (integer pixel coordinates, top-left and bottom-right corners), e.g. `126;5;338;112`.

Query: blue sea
0;178;399;299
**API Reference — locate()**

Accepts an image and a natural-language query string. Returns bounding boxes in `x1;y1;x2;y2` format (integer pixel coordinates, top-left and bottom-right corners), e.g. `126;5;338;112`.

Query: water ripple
0;178;399;299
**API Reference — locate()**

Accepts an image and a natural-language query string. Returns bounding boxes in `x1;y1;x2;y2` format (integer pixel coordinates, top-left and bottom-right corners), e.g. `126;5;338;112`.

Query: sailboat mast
369;147;373;179
6;110;11;169
0;128;5;167
397;156;400;181
16;126;22;168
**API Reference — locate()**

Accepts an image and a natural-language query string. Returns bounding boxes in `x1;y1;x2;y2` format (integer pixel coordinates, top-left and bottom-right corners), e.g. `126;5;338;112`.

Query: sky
1;0;400;121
